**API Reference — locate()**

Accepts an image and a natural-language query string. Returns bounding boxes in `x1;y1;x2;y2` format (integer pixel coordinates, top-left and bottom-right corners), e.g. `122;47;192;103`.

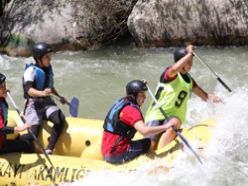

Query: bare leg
149;140;158;152
158;118;181;148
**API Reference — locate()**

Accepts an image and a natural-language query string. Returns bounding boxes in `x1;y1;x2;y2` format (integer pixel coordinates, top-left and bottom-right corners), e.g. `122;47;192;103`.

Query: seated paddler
101;80;174;164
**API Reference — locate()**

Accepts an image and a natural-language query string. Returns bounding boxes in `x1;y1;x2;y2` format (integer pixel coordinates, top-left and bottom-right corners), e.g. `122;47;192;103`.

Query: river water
1;45;248;186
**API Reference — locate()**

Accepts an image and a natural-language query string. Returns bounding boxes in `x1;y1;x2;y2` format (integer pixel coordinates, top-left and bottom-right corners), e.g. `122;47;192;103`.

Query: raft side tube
8;110;103;157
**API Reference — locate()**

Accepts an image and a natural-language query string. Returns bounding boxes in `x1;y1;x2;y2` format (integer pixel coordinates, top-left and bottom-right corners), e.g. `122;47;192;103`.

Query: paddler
20;42;66;154
101;80;174;164
145;44;221;150
0;73;34;154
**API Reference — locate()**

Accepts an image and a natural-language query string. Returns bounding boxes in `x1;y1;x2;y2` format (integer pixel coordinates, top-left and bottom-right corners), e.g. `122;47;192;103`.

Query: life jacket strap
110;135;124;154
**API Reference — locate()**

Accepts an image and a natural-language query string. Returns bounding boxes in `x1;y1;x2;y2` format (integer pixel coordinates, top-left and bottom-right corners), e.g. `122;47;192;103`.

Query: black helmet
32;42;52;60
0;73;6;84
174;48;188;62
126;80;147;99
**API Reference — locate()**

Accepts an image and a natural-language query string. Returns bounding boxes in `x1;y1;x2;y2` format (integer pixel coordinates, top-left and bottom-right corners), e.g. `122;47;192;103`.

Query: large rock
1;0;136;56
128;0;248;47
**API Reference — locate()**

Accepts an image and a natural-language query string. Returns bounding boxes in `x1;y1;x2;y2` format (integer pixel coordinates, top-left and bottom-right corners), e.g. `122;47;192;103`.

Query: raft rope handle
7;91;58;174
146;85;203;164
193;51;232;92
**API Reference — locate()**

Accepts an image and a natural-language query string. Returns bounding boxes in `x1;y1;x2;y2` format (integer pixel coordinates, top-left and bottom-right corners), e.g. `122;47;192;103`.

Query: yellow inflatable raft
0;111;215;186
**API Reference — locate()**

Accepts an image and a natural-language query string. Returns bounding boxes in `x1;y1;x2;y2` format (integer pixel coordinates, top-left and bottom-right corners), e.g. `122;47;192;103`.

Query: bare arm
192;81;208;101
14;123;31;133
169;45;194;78
169;53;193;77
192;80;222;102
134;120;171;137
27;87;52;97
0;123;30;134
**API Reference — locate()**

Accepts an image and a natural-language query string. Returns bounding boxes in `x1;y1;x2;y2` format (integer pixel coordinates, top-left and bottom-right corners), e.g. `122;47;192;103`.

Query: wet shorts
25;97;59;126
103;138;151;164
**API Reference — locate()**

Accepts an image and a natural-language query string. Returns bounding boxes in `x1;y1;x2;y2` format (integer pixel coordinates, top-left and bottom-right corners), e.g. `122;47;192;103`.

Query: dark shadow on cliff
74;0;139;48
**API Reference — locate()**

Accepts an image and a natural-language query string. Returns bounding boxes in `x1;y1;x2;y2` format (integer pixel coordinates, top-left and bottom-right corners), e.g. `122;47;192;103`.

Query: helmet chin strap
126;94;137;104
36;59;44;68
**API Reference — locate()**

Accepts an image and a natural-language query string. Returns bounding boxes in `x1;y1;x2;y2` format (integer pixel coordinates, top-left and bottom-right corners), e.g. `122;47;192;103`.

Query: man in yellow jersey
145;44;221;150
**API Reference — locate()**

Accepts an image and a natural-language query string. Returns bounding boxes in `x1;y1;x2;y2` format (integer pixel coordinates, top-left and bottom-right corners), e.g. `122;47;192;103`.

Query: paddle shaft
193;52;232;92
52;94;79;117
6;92;56;170
147;85;203;164
52;94;70;106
